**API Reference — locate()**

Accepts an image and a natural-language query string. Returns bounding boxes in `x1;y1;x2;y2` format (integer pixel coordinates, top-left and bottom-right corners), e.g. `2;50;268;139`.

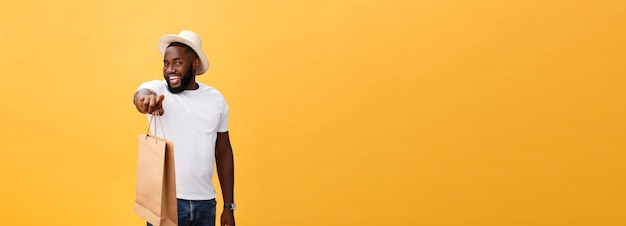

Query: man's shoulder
198;82;225;97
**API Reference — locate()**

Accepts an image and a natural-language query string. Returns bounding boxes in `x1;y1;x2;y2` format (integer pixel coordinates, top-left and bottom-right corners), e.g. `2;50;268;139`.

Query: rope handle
145;112;166;143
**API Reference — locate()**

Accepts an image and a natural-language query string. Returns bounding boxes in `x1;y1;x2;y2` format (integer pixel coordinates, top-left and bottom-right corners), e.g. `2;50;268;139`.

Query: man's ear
193;58;200;73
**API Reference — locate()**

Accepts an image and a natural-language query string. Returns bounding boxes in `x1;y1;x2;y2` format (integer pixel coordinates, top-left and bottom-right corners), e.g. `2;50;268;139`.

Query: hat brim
158;35;209;75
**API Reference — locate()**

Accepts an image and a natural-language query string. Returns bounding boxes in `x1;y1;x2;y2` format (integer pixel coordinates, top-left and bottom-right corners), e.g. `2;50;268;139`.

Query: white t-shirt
138;80;229;200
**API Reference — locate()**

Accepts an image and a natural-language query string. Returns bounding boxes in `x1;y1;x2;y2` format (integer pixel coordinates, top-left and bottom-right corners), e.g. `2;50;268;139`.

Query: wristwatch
224;203;236;211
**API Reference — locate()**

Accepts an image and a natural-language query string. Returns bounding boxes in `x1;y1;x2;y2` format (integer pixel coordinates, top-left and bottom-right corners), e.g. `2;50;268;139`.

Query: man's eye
176;62;183;65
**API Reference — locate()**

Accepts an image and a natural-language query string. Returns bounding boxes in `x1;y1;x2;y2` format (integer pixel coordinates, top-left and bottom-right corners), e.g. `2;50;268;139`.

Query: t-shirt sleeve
137;80;164;94
217;98;229;132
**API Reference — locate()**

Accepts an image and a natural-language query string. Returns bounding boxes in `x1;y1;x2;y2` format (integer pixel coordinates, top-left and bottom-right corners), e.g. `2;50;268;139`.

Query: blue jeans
147;199;216;226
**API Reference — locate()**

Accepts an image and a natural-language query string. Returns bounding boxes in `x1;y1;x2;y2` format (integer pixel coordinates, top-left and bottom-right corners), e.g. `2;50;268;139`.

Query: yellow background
1;0;625;225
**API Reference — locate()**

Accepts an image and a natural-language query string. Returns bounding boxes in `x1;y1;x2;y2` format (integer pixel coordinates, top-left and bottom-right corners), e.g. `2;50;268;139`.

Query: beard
166;65;195;94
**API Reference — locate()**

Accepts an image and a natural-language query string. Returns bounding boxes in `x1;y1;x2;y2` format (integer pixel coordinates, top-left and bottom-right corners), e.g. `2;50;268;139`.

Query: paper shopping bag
135;115;177;226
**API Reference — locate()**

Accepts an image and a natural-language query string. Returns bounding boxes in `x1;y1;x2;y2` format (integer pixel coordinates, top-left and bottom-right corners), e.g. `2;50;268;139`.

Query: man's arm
216;131;235;226
133;88;164;115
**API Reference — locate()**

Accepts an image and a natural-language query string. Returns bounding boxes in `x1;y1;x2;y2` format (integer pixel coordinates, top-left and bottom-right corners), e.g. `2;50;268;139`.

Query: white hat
158;30;209;75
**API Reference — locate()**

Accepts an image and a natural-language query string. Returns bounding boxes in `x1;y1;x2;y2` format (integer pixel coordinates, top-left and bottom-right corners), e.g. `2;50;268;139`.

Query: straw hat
158;30;209;75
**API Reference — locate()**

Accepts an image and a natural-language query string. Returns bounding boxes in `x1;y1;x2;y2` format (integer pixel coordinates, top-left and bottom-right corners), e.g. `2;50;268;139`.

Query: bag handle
145;112;166;142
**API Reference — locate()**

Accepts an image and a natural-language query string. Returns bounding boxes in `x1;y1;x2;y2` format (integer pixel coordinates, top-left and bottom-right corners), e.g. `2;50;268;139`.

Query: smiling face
163;43;200;93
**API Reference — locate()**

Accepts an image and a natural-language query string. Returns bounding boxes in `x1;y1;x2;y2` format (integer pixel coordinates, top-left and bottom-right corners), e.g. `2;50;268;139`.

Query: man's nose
165;64;175;73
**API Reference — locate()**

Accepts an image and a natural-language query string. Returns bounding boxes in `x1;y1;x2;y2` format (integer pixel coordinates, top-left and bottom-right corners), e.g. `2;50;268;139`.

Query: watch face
226;203;236;211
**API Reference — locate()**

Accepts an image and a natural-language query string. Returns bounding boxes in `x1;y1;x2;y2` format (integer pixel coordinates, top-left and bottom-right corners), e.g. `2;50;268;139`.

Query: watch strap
224;203;236;210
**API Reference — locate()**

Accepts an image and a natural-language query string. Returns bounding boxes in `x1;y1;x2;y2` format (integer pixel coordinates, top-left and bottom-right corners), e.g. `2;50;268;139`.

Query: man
133;30;235;226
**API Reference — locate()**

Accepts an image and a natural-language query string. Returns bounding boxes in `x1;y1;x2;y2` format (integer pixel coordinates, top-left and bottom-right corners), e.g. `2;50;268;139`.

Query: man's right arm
133;88;165;115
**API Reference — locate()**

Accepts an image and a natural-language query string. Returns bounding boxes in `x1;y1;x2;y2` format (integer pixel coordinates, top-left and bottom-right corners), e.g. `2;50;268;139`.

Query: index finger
156;94;165;104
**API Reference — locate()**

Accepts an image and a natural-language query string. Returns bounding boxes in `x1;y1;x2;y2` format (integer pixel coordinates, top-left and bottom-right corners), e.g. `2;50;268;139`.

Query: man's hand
221;209;235;226
136;93;165;115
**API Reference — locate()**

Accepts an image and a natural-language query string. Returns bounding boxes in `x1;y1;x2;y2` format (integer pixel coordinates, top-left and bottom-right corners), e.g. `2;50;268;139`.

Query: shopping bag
134;114;178;226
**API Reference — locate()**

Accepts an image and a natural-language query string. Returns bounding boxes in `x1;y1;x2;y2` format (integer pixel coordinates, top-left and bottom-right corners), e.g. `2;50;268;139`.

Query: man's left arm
216;131;235;226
